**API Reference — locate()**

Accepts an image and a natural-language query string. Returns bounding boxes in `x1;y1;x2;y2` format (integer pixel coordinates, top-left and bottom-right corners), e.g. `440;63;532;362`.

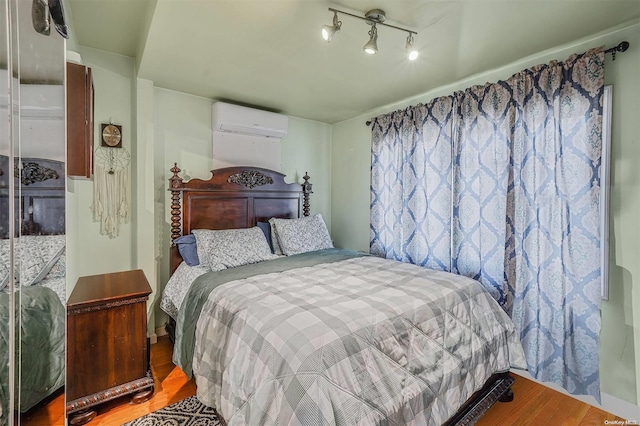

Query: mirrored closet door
0;0;12;420
1;0;66;424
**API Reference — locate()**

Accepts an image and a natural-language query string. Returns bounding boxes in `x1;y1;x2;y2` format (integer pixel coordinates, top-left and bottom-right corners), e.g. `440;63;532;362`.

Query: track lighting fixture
321;8;418;59
322;11;342;42
405;33;419;61
363;24;378;55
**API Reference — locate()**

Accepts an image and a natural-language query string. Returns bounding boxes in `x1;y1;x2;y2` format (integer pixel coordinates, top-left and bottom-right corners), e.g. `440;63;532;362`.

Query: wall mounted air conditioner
212;101;288;139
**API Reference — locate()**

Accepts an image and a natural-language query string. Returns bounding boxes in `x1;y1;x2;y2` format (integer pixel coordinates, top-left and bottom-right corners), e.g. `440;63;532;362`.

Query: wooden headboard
0;156;65;238
168;164;312;274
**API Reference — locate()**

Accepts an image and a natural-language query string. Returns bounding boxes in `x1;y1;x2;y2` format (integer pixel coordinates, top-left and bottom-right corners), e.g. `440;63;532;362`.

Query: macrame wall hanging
91;146;131;238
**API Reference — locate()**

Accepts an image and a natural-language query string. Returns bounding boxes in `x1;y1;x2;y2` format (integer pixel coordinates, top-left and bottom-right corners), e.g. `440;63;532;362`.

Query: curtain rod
605;41;629;61
365;41;630;126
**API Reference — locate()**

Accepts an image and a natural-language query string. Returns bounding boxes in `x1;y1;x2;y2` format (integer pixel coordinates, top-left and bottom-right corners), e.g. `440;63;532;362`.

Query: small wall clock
101;123;122;148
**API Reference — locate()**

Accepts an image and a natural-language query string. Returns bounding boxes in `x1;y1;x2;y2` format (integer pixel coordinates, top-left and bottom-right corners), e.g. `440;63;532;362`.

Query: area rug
122;396;223;425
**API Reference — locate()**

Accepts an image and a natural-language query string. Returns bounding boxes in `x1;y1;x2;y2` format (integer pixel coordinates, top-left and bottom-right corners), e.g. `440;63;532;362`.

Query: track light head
322;11;342;42
363;24;378;55
406;33;419;61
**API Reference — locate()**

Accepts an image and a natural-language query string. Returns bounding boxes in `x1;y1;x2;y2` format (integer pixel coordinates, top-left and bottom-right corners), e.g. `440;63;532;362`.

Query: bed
163;164;526;425
0;157;66;425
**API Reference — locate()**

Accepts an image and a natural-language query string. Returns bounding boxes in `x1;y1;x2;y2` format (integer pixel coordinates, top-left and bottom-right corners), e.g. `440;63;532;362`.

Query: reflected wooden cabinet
67;62;94;179
66;270;154;425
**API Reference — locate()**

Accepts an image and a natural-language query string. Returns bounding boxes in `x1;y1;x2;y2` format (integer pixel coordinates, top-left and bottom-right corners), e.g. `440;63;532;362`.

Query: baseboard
601;393;640;422
149;333;157;345
511;369;640;420
156;325;168;337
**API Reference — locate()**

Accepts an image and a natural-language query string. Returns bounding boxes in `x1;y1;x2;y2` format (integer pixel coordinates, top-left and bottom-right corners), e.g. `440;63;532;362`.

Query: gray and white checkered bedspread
192;255;526;425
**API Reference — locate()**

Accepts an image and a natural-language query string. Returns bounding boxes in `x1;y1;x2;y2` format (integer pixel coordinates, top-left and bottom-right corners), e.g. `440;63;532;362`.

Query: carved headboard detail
227;170;274;188
17;161;60;186
0;156;65;237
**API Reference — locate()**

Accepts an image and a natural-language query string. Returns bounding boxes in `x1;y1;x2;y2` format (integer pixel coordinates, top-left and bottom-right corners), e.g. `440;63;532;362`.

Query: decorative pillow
270;214;333;256
256;222;274;253
174;234;200;266
193;227;278;271
268;218;284;256
0;239;10;291
44;252;66;280
17;235;66;286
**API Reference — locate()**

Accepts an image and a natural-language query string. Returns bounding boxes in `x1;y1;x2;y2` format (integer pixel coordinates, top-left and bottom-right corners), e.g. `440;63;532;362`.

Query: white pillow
17;235;66;286
193;227;278;271
270;214;333;256
0;239;10;290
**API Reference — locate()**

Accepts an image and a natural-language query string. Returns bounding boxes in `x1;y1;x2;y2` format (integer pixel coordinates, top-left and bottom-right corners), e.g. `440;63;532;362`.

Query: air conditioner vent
212;102;288;139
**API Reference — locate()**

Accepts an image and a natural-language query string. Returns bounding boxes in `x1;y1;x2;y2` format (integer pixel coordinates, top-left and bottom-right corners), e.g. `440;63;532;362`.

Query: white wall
330;21;640;413
19;84;65;162
67;58;332;330
152;88;213;329
281;116;332;229
66;47;135;294
152;87;332;328
134;77;157;335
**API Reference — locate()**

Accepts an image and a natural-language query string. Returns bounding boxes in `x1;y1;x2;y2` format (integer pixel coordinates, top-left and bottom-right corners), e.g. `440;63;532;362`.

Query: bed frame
166;163;514;425
168;164;312;274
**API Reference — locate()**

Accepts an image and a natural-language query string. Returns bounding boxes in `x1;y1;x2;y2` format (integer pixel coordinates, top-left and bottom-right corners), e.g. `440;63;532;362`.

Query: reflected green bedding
0;285;65;424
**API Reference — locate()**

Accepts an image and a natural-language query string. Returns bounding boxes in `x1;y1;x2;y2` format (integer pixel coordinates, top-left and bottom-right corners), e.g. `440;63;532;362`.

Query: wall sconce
321;8;418;61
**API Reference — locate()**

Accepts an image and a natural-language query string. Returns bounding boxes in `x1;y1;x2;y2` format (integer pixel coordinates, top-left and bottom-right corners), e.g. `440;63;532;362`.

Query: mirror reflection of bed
0;156;66;425
0;0;67;423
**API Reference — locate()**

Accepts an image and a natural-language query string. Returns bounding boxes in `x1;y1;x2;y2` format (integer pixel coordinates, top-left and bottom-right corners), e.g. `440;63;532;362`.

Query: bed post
302;172;312;217
169;163;184;242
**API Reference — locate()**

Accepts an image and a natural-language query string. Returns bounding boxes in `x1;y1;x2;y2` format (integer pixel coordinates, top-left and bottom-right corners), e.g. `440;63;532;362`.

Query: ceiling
67;0;640;124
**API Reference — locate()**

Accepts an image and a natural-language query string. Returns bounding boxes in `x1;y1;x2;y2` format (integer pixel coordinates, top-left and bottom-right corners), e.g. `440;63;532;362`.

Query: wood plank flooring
22;335;627;425
21;335;196;426
476;375;626;426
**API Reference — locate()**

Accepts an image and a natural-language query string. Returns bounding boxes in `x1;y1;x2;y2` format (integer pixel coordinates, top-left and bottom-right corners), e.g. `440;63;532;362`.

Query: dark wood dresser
66;270;154;425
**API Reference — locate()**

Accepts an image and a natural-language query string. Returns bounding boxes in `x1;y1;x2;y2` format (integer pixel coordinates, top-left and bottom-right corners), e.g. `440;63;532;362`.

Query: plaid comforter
190;251;526;425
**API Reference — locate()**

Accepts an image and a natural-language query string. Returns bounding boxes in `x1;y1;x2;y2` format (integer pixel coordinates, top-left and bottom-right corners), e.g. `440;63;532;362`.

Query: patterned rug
122;396;223;425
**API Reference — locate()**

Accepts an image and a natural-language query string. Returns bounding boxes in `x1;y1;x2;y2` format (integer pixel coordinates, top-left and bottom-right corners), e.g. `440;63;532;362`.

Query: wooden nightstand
66;270;154;425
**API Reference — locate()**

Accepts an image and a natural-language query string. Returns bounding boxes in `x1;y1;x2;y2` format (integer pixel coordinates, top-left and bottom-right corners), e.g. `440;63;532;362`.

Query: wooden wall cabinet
66;270;154;425
66;62;94;179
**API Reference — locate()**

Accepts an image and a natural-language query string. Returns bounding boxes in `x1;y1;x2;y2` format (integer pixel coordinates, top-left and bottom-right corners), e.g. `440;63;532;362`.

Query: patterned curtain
506;49;605;398
370;47;605;399
452;82;515;309
370;96;454;271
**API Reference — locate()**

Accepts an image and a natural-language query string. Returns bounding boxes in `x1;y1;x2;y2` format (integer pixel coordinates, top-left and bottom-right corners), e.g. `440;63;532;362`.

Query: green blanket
0;286;65;424
173;248;367;377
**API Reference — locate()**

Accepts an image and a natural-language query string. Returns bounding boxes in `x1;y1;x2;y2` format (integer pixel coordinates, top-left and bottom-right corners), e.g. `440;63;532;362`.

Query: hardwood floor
19;388;65;426
22;335;627;425
21;336;196;426
477;376;626;426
